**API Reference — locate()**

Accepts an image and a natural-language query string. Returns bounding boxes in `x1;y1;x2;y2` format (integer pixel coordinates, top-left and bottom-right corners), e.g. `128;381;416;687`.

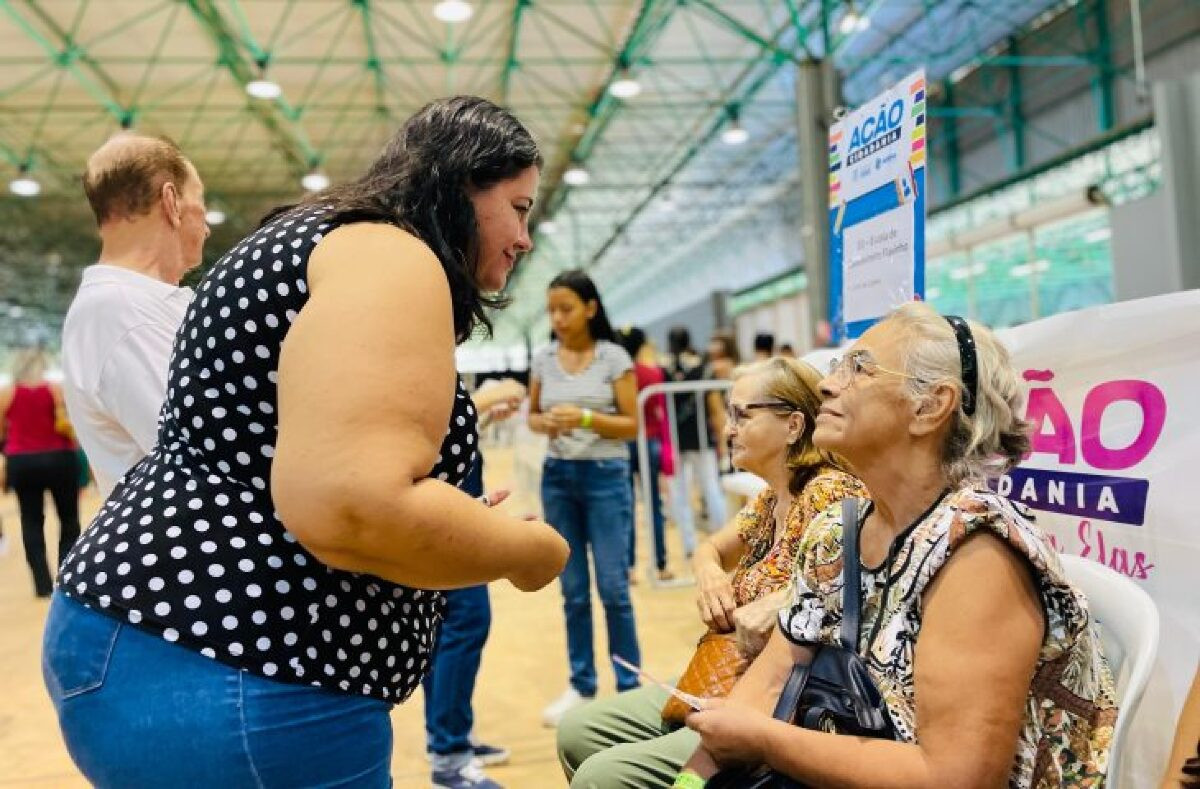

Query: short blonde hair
733;357;849;494
885;302;1030;485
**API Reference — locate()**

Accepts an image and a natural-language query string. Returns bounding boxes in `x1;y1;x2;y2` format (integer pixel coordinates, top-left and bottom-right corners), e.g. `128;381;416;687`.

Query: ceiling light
205;209;227;226
839;3;869;34
659;192;676;212
609;72;642;99
1010;263;1033;278
433;0;473;23
721;105;749;145
539;219;559;235
721;121;749;146
246;79;282;100
1084;227;1111;243
9;171;40;197
563;165;590;186
301;171;330;192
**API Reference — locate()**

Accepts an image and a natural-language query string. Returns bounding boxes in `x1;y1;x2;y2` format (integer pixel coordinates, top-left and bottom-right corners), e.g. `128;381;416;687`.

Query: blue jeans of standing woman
42;592;393;787
541;456;641;696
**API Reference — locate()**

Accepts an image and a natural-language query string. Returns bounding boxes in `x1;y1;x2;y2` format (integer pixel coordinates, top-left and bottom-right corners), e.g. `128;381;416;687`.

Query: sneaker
468;736;510;767
657;568;676;581
431;760;503;789
542;687;591;728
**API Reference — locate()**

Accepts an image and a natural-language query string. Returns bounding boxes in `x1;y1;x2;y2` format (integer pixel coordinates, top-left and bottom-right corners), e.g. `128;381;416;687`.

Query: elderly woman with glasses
677;303;1116;789
557;357;866;787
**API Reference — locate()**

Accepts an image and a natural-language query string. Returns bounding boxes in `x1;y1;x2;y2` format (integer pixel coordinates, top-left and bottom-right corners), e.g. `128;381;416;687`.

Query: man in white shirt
61;133;210;496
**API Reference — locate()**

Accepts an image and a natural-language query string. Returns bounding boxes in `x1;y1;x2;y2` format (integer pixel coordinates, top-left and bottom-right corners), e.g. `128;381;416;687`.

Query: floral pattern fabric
730;467;866;608
778;486;1117;788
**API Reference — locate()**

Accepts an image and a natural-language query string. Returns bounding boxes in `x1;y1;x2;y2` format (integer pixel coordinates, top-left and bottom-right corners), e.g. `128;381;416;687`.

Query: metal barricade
635;378;732;589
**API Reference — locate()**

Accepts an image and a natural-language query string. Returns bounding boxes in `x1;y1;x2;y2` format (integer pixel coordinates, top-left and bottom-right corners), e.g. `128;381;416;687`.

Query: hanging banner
995;290;1200;788
829;69;927;341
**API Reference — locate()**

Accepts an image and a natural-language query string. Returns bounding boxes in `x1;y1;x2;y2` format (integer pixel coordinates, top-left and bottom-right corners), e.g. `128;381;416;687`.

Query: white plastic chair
1058;554;1160;788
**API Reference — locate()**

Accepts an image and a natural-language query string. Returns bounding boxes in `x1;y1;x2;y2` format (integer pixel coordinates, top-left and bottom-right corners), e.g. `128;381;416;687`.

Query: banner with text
996;290;1200;788
829;69;927;341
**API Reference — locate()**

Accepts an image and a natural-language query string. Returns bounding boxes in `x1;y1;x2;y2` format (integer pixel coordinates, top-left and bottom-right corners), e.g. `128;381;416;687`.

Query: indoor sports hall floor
0;445;702;787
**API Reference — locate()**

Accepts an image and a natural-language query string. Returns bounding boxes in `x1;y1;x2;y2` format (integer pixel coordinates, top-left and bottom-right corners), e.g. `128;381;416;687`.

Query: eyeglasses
826;350;920;387
725;401;795;427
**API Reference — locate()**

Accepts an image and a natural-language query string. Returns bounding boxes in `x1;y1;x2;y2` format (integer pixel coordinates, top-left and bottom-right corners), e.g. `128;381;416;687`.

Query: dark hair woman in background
42;96;568;787
530;269;641;728
616;325;672;581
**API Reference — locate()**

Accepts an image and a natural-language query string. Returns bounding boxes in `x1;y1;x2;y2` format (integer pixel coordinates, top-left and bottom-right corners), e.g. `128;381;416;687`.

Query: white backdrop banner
995;290;1200;787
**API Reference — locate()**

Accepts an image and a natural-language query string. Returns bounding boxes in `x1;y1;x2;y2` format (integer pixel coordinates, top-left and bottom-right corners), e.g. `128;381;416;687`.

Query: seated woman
679;303;1116;788
558;357;866;787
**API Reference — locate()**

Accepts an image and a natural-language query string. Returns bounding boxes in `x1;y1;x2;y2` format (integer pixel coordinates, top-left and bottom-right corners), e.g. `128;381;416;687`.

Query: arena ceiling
0;0;1070;347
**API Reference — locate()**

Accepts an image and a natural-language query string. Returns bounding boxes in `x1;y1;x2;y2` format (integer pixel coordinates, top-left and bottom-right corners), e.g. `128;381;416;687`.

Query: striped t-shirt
531;340;633;460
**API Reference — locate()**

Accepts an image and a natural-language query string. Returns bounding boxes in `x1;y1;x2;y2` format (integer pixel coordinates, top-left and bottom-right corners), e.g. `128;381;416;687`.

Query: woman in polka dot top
42;97;569;788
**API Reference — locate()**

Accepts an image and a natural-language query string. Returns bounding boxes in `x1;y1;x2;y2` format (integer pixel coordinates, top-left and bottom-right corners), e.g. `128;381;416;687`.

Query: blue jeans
423;456;490;763
423;585;491;760
627;439;666;571
541;456;641;696
43;592;393;788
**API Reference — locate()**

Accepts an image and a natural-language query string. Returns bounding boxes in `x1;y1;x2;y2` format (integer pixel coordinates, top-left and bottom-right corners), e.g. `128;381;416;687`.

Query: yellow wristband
672;773;706;789
580;408;594;429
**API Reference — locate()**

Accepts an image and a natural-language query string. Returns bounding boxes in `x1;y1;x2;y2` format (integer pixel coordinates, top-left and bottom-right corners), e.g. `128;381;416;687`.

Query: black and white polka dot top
58;205;479;704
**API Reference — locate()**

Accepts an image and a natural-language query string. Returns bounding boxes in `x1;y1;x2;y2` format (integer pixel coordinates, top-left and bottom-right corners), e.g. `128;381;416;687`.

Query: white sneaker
541;687;590;728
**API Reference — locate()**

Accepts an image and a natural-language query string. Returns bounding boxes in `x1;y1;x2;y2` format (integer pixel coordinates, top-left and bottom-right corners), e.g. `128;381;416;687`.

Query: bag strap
770;662;811;722
839;498;863;652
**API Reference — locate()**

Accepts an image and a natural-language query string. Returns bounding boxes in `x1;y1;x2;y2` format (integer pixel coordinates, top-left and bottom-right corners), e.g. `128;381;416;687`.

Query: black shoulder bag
707;498;897;789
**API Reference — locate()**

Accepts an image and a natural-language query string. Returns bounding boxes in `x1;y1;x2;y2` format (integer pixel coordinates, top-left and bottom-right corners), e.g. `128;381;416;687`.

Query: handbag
661;630;748;726
706;498;897;789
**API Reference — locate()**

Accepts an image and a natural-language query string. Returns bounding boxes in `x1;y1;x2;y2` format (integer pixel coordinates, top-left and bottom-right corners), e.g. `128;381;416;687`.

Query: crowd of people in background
2;94;1194;789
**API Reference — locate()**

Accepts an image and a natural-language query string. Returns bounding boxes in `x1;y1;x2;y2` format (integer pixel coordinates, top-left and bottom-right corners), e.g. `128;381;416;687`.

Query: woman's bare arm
272;223;567;592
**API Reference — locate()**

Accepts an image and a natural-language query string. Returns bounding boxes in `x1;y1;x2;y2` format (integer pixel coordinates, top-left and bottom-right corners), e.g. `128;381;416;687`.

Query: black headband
943;315;978;416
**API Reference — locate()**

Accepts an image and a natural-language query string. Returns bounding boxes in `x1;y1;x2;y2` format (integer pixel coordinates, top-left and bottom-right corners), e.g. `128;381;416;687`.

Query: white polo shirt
61;264;193;496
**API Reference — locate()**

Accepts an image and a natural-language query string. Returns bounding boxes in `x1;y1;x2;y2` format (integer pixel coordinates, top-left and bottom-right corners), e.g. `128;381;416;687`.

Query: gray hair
885;302;1030;485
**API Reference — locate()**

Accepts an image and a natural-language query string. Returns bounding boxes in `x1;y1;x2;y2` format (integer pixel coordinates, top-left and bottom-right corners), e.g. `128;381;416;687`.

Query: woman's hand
732;588;790;659
505;520;569;591
695;560;737;633
548;404;584;431
481;488;567;590
685;699;771;767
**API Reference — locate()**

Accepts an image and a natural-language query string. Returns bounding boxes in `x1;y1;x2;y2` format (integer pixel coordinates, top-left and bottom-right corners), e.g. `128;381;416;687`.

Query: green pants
557;684;700;788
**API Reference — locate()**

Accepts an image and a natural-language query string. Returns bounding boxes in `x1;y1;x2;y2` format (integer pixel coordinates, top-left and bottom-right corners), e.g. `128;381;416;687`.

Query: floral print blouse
778;486;1117;788
730;466;866;607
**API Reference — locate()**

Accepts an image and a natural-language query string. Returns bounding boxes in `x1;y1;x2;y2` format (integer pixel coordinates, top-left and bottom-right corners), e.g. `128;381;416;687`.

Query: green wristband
580;408;594;429
672;773;706;789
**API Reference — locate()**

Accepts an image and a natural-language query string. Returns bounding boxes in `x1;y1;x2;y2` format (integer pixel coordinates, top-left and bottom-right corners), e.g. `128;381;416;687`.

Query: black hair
668;326;692;356
548;269;616;343
754;332;775;354
265;96;542;343
616;325;647;358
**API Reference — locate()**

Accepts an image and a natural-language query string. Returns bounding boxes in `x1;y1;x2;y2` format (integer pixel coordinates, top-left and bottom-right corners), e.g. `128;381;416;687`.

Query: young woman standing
530;269;641;727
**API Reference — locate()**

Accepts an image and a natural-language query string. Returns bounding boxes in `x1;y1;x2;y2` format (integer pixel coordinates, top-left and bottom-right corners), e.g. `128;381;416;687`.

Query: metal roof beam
537;0;681;218
181;0;318;175
501;0;530;106
0;0;133;125
688;0;812;64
